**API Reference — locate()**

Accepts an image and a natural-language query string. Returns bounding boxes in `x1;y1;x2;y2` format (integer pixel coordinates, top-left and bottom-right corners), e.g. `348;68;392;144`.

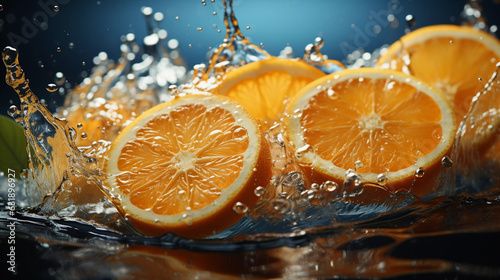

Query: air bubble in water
168;85;178;96
233;202;248;214
197;27;203;32
175;16;180;21
232;127;247;142
56;46;61;52
46;83;58;92
69;42;74;49
54;5;59;12
323;181;338;192
246;26;250;30
81;132;88;139
213;11;217;16
77;123;83;129
354;160;364;171
254;186;265;197
415;167;425;178
272;199;290;214
441;156;453;168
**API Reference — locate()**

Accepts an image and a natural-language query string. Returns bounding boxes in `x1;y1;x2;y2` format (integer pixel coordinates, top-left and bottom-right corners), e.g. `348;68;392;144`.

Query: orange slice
105;93;271;238
214;57;327;129
377;25;500;123
284;68;456;196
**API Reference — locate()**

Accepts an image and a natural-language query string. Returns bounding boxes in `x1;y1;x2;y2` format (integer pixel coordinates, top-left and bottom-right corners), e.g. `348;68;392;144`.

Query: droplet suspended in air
46;83;58;92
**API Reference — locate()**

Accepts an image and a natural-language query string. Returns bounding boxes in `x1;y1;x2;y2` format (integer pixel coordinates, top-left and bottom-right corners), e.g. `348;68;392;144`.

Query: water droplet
46;83;58;92
182;214;193;225
377;174;388;185
233;202;248;214
77;123;83;129
81;132;88;139
53;5;59;12
478;78;483;82
441;156;453;168
232;127;247;142
168;85;178;96
415;167;425;178
254;186;265;197
55;72;65;85
354;160;364;171
327;88;339;100
405;14;416;28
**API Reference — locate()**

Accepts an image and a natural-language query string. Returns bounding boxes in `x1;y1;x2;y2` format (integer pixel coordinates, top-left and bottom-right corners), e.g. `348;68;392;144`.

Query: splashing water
2;0;500;279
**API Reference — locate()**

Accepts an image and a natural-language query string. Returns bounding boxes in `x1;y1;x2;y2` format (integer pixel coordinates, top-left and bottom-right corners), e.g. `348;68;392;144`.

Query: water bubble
53;5;59;12
414;167;425;178
188;44;192;48
182;214;193;225
81;132;88;139
69;42;74;49
233;202;249;214
46;83;58;92
246;26;250;30
254;186;265;197
77;123;83;129
441;156;453;168
197;27;203;32
213;11;217;16
201;0;206;6
56;46;61;52
0;5;3;11
175;16;180;21
260;43;264;47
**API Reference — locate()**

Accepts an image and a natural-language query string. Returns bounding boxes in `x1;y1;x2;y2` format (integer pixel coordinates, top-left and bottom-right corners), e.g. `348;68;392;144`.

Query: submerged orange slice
285;68;456;196
105;93;271;238
214;57;326;129
377;25;500;123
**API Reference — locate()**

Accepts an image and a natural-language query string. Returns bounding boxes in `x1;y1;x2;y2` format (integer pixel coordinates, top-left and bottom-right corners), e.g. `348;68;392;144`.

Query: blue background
0;0;499;115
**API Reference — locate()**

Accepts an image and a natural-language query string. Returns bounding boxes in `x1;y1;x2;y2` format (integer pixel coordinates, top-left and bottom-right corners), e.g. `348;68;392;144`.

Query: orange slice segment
214;57;327;129
285;68;456;196
105;93;271;238
377;25;500;123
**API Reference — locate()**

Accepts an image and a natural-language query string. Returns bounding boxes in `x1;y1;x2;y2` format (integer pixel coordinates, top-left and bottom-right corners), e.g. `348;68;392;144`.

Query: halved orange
377;25;500;123
105;93;271;238
214;57;327;129
284;68;456;197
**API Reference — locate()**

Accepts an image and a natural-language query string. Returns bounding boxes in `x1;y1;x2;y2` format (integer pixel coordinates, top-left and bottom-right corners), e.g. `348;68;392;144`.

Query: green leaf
0;115;28;178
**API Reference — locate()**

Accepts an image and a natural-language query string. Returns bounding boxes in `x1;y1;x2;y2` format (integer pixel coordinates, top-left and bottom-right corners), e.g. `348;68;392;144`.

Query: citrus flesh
285;68;456;196
105;93;271;238
214;57;327;129
377;25;500;123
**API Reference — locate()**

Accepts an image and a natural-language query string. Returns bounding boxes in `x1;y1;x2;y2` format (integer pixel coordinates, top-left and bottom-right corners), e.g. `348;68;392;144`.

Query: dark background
0;0;499;115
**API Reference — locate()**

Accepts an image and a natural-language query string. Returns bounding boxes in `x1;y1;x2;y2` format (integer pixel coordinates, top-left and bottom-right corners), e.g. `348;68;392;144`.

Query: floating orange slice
105;93;271;238
214;57;327;129
377;25;500;123
284;68;456;196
